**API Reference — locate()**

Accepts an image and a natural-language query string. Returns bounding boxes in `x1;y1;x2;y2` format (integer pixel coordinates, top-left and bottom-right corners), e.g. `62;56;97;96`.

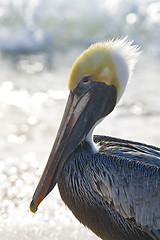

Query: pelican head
30;38;139;213
69;38;138;102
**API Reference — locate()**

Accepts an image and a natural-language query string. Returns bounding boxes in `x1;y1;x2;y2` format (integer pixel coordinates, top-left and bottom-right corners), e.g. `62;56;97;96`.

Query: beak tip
30;200;38;213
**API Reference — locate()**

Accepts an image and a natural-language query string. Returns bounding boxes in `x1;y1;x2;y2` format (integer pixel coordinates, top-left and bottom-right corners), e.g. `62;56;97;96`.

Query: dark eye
74;75;94;95
81;76;92;84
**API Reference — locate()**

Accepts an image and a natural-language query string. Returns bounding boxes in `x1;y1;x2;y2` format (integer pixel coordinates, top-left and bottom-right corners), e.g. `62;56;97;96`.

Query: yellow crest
68;42;119;93
68;39;139;102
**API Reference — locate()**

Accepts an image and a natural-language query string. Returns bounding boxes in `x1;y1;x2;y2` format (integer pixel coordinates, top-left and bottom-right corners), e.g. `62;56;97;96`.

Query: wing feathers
87;138;160;239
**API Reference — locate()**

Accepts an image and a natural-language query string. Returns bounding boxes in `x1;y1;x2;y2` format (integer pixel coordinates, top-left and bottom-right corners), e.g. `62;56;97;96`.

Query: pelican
30;39;160;240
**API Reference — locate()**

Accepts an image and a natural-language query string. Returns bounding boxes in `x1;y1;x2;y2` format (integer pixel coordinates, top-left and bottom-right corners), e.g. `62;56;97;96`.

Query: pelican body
30;39;160;240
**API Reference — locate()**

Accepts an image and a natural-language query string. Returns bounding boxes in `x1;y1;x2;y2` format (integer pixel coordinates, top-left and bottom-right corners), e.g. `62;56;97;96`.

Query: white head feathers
108;38;140;101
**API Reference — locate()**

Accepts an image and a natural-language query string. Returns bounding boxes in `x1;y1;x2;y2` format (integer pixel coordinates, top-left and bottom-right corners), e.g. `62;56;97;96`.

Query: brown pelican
30;39;160;240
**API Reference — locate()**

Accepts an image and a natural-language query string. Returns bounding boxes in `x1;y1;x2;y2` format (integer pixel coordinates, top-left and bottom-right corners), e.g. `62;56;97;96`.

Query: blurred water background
0;0;160;239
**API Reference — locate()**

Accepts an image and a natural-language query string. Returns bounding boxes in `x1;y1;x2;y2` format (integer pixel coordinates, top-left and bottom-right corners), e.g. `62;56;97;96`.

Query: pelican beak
30;78;117;213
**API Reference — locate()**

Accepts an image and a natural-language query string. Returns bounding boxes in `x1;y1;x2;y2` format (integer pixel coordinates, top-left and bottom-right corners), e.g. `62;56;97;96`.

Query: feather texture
58;135;160;240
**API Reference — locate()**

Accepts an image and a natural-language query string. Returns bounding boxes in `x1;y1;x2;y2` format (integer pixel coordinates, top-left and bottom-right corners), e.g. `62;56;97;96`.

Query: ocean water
0;0;160;239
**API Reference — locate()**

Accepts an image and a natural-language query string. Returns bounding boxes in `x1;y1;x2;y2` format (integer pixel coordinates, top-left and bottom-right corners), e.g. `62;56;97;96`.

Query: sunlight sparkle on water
27;116;37;125
7;134;27;143
47;89;66;100
126;13;138;24
17;60;44;74
0;84;29;108
23;152;36;162
20;124;29;132
147;2;160;23
30;92;48;108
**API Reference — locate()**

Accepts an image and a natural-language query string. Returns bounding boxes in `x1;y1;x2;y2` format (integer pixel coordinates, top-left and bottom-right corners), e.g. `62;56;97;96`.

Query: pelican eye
74;76;94;95
81;76;92;85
